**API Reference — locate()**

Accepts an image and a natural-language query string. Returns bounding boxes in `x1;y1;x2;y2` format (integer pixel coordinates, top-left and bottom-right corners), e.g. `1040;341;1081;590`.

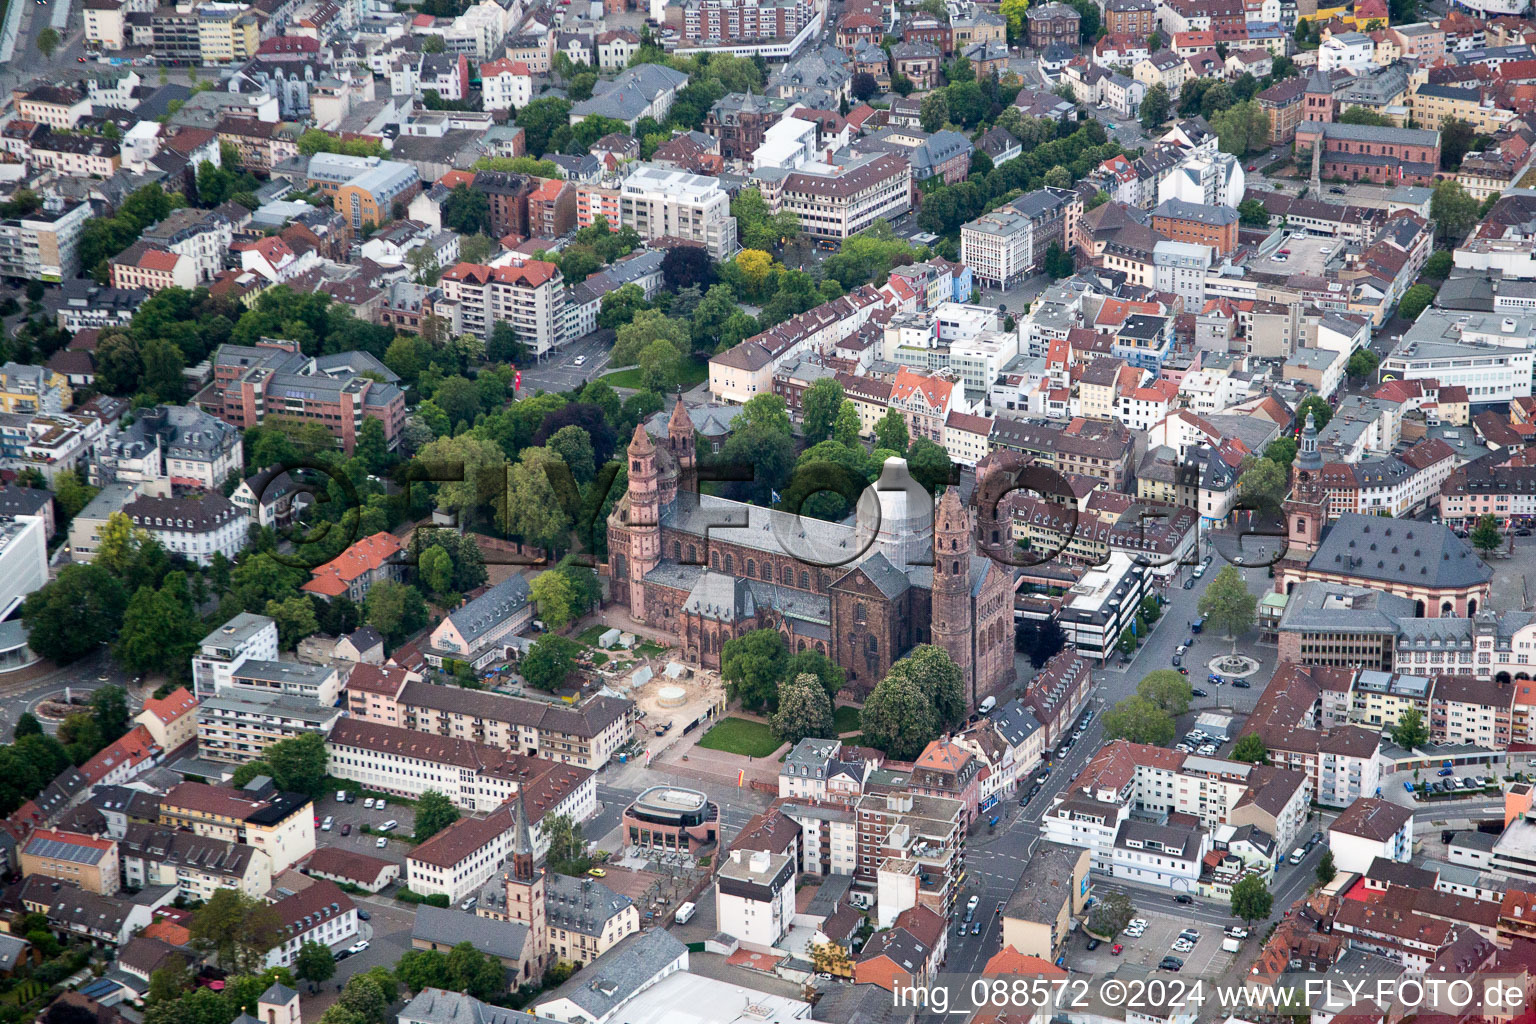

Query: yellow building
20;830;120;895
159;781;315;874
196;6;259;63
1411;83;1514;135
1001;841;1089;961
0;363;71;415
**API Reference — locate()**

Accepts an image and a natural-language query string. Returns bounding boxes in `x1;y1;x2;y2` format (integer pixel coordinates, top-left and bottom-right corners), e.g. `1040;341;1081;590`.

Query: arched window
1296;518;1306;533
783;566;793;584
746;559;756;578
856;603;867;623
688;544;697;563
952;560;960;574
761;562;771;581
725;554;734;574
800;571;810;588
672;542;682;560
710;551;719;569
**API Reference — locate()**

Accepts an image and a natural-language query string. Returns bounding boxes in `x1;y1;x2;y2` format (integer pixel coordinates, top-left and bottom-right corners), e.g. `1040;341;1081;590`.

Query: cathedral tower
624;423;662;620
502;794;548;980
1283;412;1326;556
667;398;696;495
931;487;975;700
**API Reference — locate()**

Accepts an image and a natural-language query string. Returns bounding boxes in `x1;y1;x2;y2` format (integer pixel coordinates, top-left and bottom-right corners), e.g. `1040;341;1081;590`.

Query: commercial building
1055;552;1152;662
92;404;243;491
960;187;1079;289
761;152;911;241
0;200;89;282
192;613;280;700
1381;311;1536;405
622;786;719;852
1000;841;1089;960
715;848;795;951
424;575;533;669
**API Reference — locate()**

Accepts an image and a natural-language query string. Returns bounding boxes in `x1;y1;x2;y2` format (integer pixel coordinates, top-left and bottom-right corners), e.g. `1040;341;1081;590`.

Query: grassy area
601;356;708;391
636;640;670;656
696;717;782;758
576;624;608;646
833;705;861;734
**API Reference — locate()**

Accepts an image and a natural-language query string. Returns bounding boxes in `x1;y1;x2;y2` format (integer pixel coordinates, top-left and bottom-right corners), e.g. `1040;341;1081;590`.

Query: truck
674;902;696;925
1222;937;1241;953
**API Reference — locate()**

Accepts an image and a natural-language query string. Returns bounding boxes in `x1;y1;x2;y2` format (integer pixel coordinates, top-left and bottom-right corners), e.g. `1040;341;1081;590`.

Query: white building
439;258;567;356
1156;151;1246;209
1328;797;1413;872
1381;310;1536;405
0;515;47;621
264;880;359;968
619;165;739;260
1056;552;1151;663
1152;240;1211;310
328;719;529;812
196;688;344;763
752;115;819;172
192;612;279;700
91;404;243;491
122;490;246;567
1319;31;1376;72
714;848;796;952
1110;819;1209;892
762;152;911;241
959;186;1076;290
479;58;533;111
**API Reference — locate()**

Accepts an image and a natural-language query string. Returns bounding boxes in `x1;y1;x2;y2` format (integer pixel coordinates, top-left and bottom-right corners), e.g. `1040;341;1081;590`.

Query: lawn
697;717;782;758
833;705;861;734
576;624;608;646
601;356;708;391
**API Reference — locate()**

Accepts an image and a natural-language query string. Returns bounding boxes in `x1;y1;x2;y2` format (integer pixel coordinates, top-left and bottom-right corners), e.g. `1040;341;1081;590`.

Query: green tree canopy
721;628;790;711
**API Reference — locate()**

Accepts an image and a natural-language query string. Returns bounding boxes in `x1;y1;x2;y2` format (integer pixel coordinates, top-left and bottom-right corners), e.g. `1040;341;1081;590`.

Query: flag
514;369;522;392
771;489;782;503
738;769;745;787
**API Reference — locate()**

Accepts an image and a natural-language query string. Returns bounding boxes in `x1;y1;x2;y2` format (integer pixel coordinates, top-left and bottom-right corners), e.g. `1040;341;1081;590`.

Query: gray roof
400;989;543;1024
0;934;28;973
1308;514;1492;590
443;576;531;647
1277;582;1418;634
534;928;687;1019
260;982;299;1005
991;699;1043;747
571;63;689;122
1153;197;1238;225
545;873;633;937
1298;120;1440;147
411;905;530;961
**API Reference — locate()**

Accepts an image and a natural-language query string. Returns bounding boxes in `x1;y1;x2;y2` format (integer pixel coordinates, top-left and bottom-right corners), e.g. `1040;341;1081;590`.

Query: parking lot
312;789;418;865
516;332;613;395
1076;907;1243;979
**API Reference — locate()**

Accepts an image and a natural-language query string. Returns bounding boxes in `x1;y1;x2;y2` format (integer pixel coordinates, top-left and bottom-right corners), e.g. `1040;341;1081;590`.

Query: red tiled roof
141;688;197;725
80;725;161;783
302;531;403;596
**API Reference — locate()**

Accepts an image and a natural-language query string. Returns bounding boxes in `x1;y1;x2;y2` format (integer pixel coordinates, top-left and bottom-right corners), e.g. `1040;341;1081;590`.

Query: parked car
1183;578;1195;589
957;922;967;938
364;798;375;809
1226;927;1248;939
357;910;370;921
340;824;351;836
1233;680;1251;688
1179;929;1199;941
1438;767;1455;776
321;816;333;831
348;940;370;955
1159;957;1184;971
1191;688;1207;697
972;920;982;935
1111;944;1123;955
1172;655;1182;667
376;836;388;848
1174;894;1193;904
1086;938;1100;950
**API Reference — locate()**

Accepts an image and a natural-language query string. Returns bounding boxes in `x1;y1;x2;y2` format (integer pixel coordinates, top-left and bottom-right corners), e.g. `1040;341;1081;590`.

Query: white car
321;816;333;831
376;836;388;848
573;355;587;366
348;940;370;955
364;798;375;809
1172;940;1194;953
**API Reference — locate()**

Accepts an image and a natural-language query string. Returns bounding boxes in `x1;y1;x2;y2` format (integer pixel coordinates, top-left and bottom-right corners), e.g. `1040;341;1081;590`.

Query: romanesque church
603;400;1016;702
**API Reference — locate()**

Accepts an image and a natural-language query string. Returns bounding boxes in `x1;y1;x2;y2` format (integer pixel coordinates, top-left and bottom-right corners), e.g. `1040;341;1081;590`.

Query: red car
77;56;87;62
1112;944;1123;956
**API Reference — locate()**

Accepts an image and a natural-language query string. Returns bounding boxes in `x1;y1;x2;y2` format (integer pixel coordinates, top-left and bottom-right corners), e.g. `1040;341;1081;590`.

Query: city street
0;647;144;742
515;331;614;395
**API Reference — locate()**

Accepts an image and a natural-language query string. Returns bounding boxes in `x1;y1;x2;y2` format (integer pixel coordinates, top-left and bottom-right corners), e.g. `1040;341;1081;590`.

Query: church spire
511;792;535;882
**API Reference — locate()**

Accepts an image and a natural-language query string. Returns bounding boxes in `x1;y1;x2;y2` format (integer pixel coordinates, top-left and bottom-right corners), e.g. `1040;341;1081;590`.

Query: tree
1230;874;1272;924
295;942;336;987
851;72;878;102
263;732;328;797
92;686;130;744
543;812;588;872
771;673;836;745
364;581;430;643
888;645;967;729
414;790;461;843
1043;241;1075;279
1139;83;1171;130
1231;734;1269;764
801;378;845;443
1137;670;1193;716
833;402;862;449
1397;283;1436;322
1295;394;1332;432
1210;100;1270;157
515;97;574;156
338;975;389;1024
920;92;950;133
1345;349;1379;382
1016;618;1068;669
1238;456;1288;517
1265;436;1298;468
21;564;129;663
1430;178;1479;243
522;633;580;692
1424;250;1453;280
1472;513;1503;555
265;595;320;649
36;27;60;59
1087;891;1134;938
906;436;953;494
530;569;580;630
1339;107;1392;127
875;409;909;456
861;671;938;760
1392;707;1429;750
1439;116;1476;170
1238;198;1270;227
661;245;716;292
721;628;789;711
1316;849;1337;887
1103;695;1175;745
14;712;41;738
1000;0;1030;40
190;888;282;974
1198;565;1256;642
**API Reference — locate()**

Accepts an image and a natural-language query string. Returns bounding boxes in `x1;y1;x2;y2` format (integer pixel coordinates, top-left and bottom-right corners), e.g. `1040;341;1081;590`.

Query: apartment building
778;738;874;803
265;880;358;969
679;0;812;43
438;259;566;355
763;152;911;241
196;688;344;763
139;207;234;284
1241;663;1385;808
0;199;89;282
118;823;272;901
92;404;243;491
19;829;119;894
709;287;882;403
196;4;260;62
716;848;796;951
343;675;633;770
300;530;404;603
158;781;315;874
0;362;70;415
134;687;199;753
192;612;280;699
853;789;964;921
109;243;196;292
619;166;738;260
1000;841;1089;960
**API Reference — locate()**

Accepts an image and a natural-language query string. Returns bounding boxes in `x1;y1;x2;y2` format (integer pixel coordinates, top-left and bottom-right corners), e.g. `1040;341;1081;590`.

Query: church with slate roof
603;400;1016;702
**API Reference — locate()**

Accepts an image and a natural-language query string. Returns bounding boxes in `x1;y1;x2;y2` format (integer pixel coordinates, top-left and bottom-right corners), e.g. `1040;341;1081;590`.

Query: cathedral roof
839;551;912;599
629;421;655;454
661;492;857;561
683;572;756;622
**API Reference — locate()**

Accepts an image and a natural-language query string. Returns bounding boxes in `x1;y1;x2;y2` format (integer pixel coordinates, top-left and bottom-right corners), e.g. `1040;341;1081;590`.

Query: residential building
265;879;357;968
715;848;795;951
121;491;245;567
1328;797;1413;872
192;612;280;700
91;404;242;491
19;830;119;895
133;687;200;753
0;200;89;282
1000;841;1090;960
196;688;344;763
118;823;271;901
439;259;567;355
0;363;70;415
424;576;533;669
300;531;404;603
158;781;315;874
961;187;1079;288
618;166;738;260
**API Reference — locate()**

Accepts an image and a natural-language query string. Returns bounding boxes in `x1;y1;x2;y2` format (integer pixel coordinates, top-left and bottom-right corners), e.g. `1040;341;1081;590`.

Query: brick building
1027;2;1081;49
703;93;787;164
1151;198;1239;256
473;171;536;239
1103;0;1155;40
1293;121;1443;186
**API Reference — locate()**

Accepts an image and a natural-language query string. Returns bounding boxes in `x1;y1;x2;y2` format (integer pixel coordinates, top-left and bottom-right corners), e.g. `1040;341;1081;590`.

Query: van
337;790;348;803
979;696;996;715
1222;937;1241;953
675;902;696;925
379;820;398;833
1289;847;1306;864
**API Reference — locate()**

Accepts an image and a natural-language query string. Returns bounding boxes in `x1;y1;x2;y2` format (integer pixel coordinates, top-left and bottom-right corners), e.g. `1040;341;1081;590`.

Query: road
0;646;142;742
516;330;614;395
942;551;1284;976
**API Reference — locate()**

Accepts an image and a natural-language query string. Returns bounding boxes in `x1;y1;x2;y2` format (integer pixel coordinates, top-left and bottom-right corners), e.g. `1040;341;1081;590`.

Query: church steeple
511;792;535;882
666;397;696;494
1284;411;1326;556
501;792;548;980
931;488;975;702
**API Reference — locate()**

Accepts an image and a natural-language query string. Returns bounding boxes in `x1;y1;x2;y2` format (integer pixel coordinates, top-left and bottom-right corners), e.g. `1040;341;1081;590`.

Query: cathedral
603;400;1017;702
